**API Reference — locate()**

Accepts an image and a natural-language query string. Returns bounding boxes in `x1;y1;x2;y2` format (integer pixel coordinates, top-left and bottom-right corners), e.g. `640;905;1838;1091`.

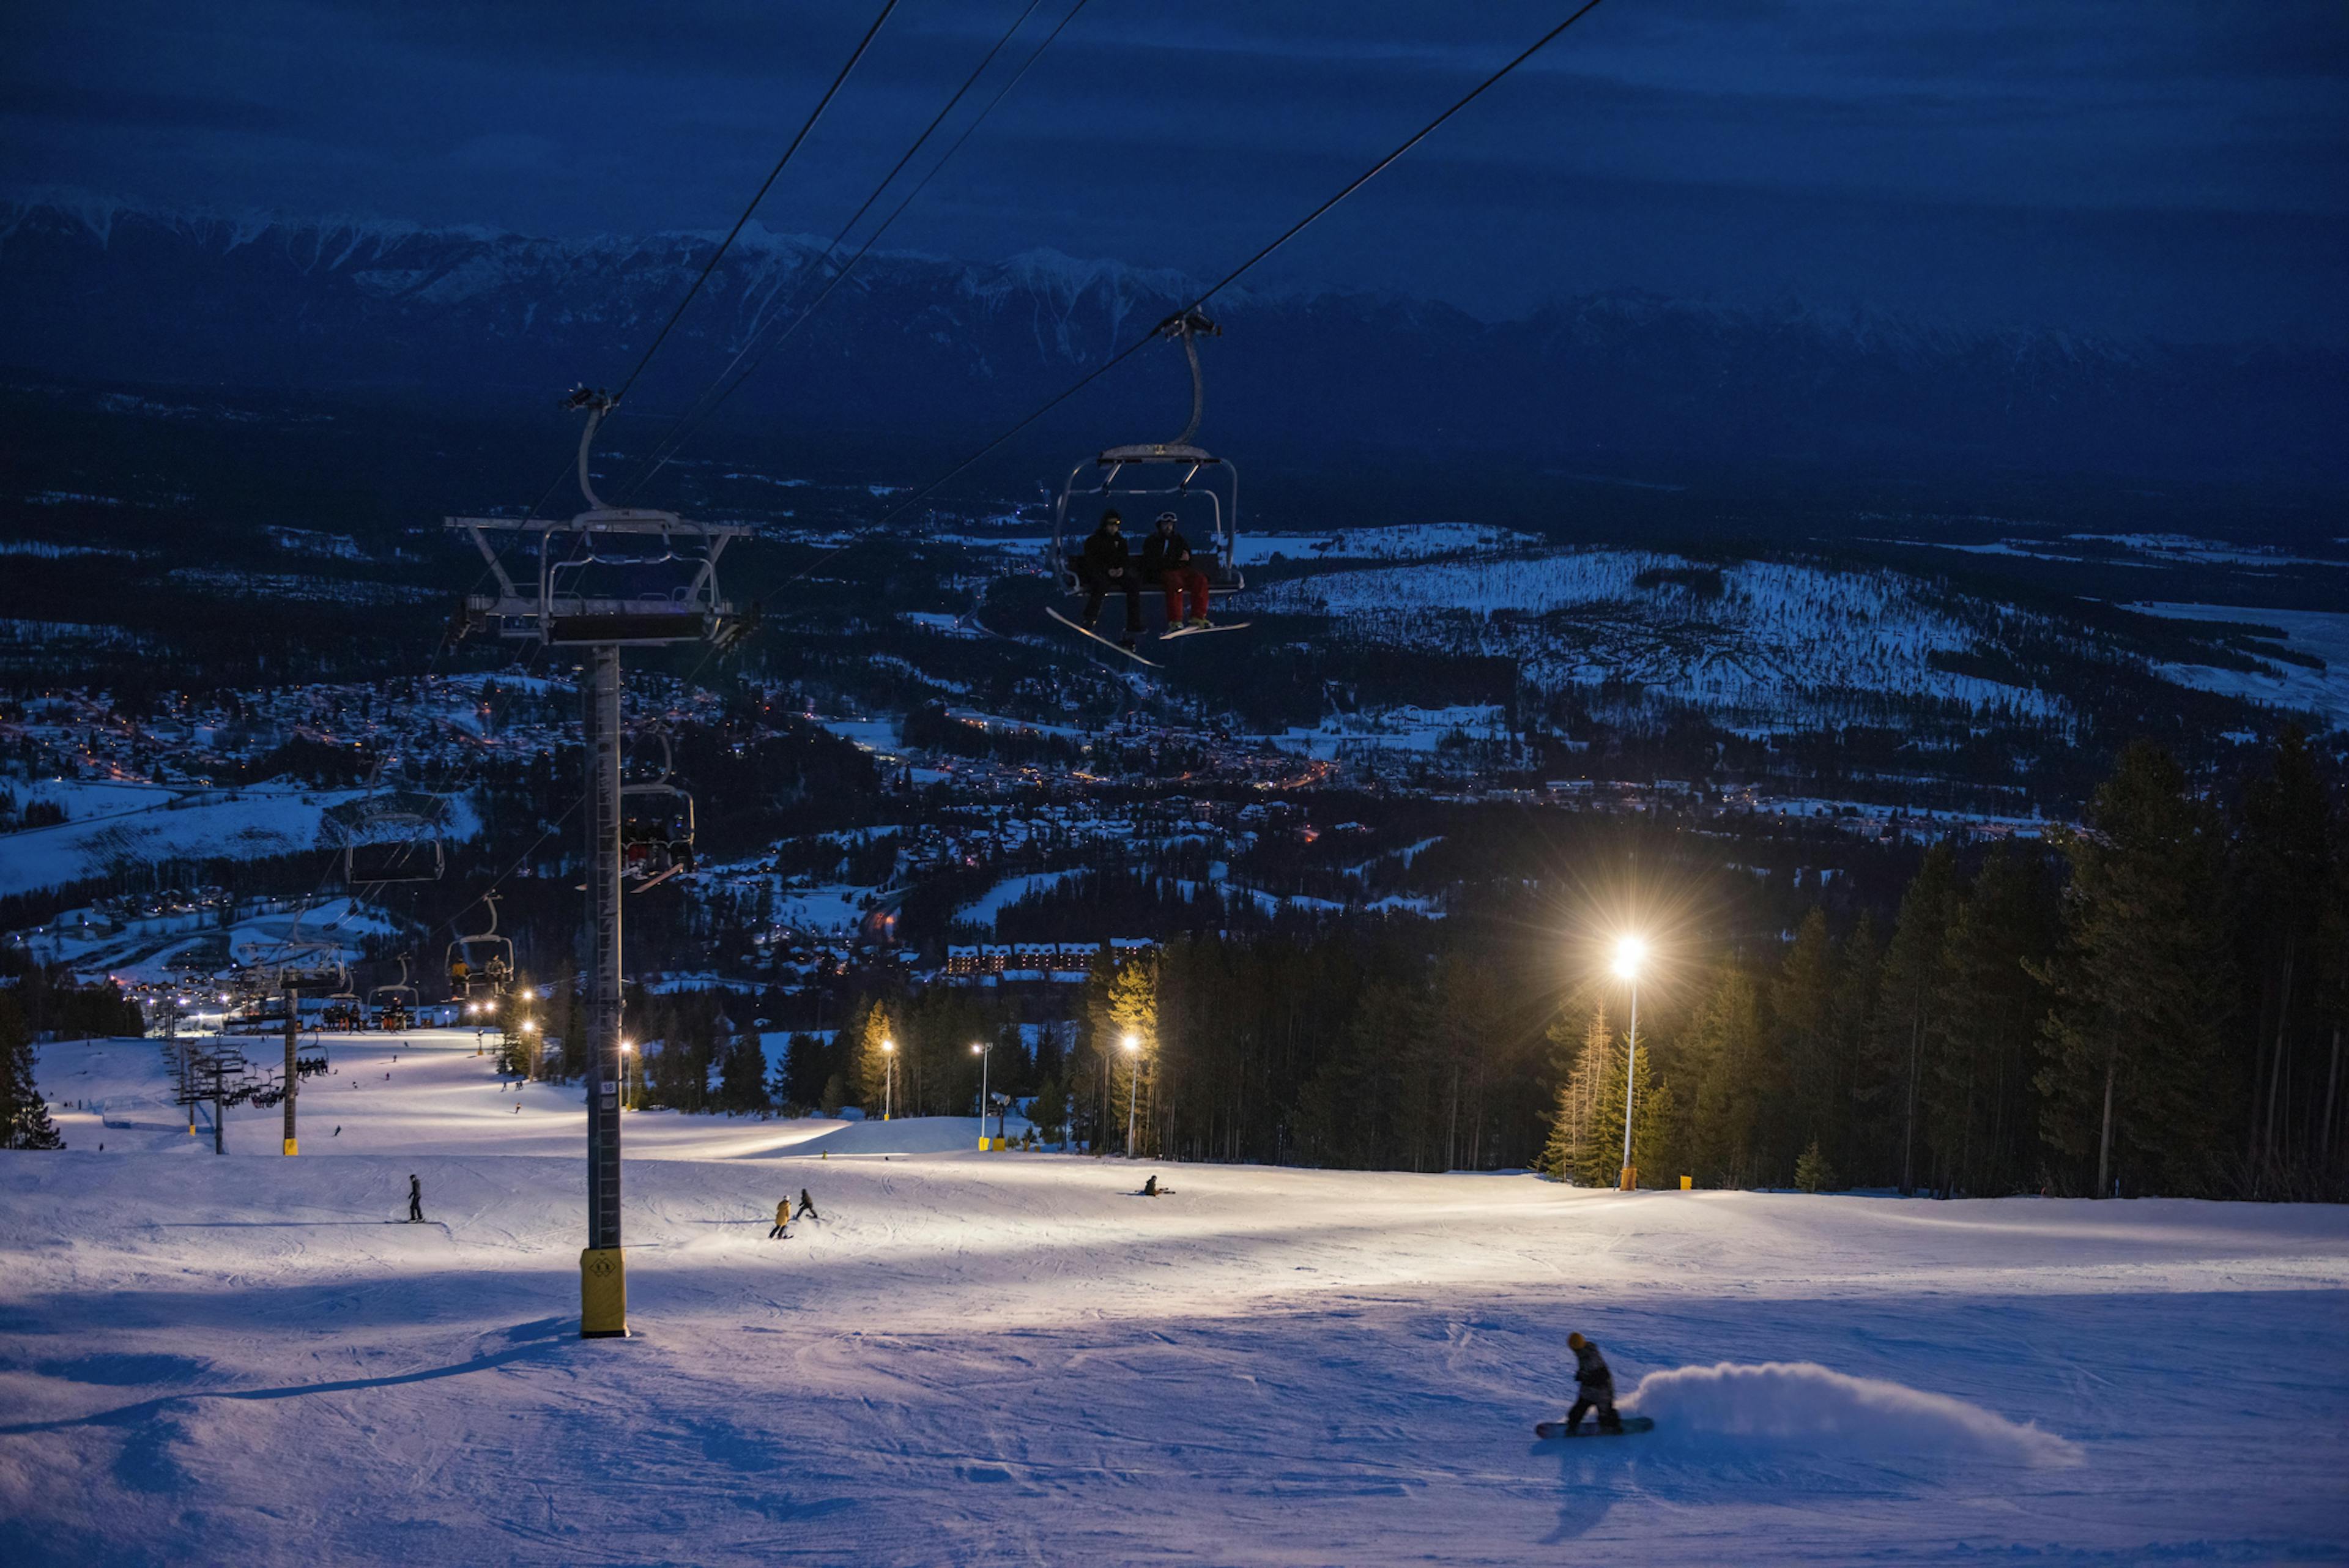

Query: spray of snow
1625;1361;2082;1467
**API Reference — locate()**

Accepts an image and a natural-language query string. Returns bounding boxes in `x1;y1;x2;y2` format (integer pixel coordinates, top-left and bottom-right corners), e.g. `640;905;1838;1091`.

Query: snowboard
1046;608;1160;667
1156;620;1252;642
1535;1416;1654;1439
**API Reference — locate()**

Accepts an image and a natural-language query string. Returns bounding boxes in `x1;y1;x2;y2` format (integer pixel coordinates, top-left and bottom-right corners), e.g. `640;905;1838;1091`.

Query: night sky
5;0;2343;342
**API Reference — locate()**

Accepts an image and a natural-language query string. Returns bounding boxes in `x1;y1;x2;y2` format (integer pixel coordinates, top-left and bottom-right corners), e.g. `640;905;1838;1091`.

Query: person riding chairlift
1078;508;1144;650
1140;511;1211;631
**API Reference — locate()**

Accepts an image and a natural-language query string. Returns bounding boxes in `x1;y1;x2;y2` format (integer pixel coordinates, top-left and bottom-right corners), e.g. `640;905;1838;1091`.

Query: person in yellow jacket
768;1200;790;1239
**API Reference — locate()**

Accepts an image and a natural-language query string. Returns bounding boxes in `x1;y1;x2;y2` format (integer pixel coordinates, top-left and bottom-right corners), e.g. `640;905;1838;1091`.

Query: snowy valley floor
4;1031;2347;1566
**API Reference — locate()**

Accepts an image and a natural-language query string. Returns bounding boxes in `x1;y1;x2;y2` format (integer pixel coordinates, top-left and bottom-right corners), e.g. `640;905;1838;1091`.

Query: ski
1156;620;1252;642
1046;608;1160;666
1535;1416;1654;1438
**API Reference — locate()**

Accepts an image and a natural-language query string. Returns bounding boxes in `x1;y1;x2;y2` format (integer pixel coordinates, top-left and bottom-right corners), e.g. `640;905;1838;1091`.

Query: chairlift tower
447;387;751;1340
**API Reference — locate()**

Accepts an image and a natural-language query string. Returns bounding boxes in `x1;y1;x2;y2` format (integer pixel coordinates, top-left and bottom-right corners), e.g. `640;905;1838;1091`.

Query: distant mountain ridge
2;193;2340;485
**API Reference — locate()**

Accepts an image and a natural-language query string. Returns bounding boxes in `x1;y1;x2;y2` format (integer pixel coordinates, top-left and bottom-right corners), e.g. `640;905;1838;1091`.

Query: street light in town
1121;1033;1141;1157
1612;935;1646;1191
880;1038;896;1121
971;1039;992;1150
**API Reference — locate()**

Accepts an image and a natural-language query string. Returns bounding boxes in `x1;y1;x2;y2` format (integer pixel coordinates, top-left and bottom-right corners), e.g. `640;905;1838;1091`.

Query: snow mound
1626;1361;2081;1466
774;1115;1026;1158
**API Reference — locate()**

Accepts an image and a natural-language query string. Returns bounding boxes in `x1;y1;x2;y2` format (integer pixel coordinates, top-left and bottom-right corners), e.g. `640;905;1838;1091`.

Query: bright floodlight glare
1612;935;1647;979
1121;1033;1140;1054
971;1042;983;1055
881;1038;896;1053
521;1020;537;1033
619;1039;633;1054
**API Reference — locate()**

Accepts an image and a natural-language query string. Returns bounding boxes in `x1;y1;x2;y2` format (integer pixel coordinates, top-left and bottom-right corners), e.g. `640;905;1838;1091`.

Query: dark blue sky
6;1;2343;341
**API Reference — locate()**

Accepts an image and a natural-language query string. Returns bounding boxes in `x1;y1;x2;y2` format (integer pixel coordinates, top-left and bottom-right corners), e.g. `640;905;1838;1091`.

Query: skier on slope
1140;511;1211;632
1562;1332;1623;1434
770;1199;791;1239
407;1174;425;1224
1078;510;1143;649
793;1188;820;1222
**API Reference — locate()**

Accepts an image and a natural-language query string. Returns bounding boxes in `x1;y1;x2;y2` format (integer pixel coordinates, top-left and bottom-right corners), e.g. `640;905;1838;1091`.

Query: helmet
1567;1332;1587;1350
1100;508;1124;526
1154;510;1179;527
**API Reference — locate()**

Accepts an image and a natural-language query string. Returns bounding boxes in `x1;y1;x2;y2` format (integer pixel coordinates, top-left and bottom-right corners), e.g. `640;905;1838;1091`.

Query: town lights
1612;934;1648;1191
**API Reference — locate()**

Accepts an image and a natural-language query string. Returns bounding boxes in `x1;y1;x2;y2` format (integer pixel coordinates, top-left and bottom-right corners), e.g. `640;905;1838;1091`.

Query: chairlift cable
620;0;1087;500
771;1;1610;595
606;0;904;410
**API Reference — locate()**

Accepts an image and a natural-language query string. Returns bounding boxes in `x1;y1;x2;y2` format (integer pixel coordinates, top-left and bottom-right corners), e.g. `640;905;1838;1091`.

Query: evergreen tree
2235;728;2335;1183
1922;848;2057;1196
781;1033;829;1109
2036;743;2238;1197
1879;844;1958;1192
0;992;63;1150
1576;1016;1674;1189
1685;966;1770;1187
1028;1075;1068;1145
1538;1006;1608;1181
847;999;904;1117
715;1028;770;1115
1794;1137;1834;1194
1775;909;1840;1173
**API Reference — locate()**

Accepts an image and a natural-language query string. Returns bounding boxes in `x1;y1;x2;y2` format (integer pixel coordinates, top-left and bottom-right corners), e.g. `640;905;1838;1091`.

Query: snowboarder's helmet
1155;511;1179;528
1568;1332;1587;1350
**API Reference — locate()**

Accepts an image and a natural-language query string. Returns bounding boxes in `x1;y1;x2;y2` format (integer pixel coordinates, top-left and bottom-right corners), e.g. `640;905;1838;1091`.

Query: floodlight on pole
1121;1033;1141;1157
880;1038;896;1121
1614;936;1646;1191
972;1040;992;1150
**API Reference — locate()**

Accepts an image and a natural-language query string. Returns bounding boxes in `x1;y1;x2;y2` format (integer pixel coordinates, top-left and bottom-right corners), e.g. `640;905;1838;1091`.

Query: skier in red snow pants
1140;512;1211;630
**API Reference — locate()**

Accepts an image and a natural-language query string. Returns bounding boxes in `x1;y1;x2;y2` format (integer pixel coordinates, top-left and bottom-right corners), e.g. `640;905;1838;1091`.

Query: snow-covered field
1255;550;2065;732
2134;601;2349;728
5;1030;2345;1566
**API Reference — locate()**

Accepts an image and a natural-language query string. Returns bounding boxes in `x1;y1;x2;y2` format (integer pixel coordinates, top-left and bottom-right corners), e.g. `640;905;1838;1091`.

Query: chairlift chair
338;800;447;886
620;730;696;885
1049;309;1245;598
369;953;420;1031
446;892;515;1000
445;389;752;648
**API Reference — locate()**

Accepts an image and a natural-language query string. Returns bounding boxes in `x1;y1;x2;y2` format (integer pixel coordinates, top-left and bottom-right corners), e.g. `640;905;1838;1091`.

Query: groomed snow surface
5;1032;2346;1566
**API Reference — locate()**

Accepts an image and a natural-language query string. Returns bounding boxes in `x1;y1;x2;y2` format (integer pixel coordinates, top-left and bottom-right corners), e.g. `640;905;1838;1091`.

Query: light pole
971;1040;991;1149
880;1038;896;1121
1614;935;1646;1191
1121;1033;1141;1157
618;1039;633;1110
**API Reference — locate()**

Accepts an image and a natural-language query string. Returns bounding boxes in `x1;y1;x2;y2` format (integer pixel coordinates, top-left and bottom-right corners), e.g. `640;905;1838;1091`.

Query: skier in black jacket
407;1174;425;1224
1139;511;1212;630
1078;510;1142;648
1564;1332;1623;1433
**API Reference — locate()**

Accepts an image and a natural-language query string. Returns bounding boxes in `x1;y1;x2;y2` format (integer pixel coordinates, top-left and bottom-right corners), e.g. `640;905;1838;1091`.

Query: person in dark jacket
407;1173;425;1224
1140;511;1212;630
1078;510;1142;648
793;1187;820;1222
1564;1331;1623;1433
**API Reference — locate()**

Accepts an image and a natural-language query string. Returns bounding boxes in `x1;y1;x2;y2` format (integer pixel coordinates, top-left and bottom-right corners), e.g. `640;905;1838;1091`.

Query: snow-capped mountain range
2;193;2342;484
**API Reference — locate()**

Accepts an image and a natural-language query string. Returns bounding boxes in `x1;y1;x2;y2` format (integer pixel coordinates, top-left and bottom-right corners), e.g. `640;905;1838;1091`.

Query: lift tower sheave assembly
445;388;750;1340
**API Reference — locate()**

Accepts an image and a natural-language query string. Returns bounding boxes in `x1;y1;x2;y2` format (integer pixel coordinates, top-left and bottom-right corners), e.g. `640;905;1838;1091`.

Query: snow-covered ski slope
6;1031;2346;1566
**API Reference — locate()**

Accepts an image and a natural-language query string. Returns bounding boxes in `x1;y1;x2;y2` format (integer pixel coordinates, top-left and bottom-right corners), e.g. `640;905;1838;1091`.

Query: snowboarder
793;1188;820;1222
406;1174;424;1224
1078;509;1143;648
1138;1174;1173;1197
769;1199;791;1239
1140;511;1211;630
1562;1332;1622;1434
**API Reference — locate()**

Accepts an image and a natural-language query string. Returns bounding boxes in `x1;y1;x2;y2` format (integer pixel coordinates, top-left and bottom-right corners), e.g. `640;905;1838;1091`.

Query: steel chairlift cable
620;0;1088;501
766;0;1611;593
606;0;903;411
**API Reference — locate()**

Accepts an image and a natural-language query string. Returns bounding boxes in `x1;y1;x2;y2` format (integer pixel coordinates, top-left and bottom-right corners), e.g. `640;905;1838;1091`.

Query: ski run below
4;1030;2345;1566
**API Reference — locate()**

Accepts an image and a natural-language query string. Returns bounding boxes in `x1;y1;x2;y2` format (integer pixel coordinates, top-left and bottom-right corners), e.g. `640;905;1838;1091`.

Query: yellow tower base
283;1137;298;1156
580;1247;628;1337
1619;1165;1638;1191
